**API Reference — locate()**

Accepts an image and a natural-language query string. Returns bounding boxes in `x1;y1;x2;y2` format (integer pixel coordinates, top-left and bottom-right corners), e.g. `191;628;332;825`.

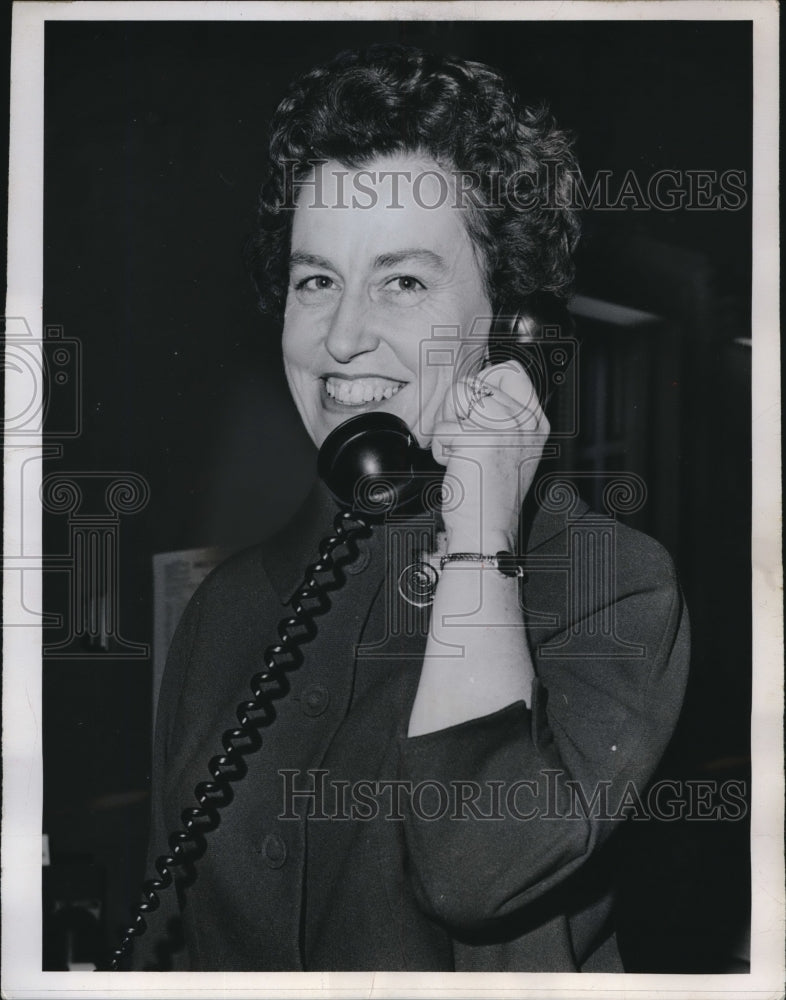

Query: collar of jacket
261;476;590;605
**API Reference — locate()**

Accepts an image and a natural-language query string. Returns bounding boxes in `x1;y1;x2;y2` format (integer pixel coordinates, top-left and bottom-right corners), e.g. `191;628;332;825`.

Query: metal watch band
439;551;526;579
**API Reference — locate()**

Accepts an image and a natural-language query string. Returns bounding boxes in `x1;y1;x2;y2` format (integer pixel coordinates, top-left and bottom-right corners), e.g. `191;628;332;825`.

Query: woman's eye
294;274;338;293
385;275;426;294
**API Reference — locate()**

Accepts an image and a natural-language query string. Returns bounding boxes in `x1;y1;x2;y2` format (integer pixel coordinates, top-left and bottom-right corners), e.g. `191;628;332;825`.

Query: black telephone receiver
317;410;443;513
316;309;563;514
107;309;565;970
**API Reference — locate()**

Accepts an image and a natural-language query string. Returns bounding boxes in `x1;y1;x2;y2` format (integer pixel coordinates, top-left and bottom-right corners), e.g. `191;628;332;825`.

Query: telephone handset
317;309;561;513
318;410;443;513
107;311;558;970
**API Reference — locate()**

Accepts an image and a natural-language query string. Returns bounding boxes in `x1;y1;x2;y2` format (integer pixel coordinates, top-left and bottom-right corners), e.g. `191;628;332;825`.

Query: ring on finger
459;377;494;422
470;375;494;405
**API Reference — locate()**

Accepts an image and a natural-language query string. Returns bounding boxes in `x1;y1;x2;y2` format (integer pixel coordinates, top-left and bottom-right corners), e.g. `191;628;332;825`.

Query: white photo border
3;1;782;997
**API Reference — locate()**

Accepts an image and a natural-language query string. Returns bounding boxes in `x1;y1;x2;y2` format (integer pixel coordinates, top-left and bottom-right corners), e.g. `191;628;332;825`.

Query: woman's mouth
323;375;407;407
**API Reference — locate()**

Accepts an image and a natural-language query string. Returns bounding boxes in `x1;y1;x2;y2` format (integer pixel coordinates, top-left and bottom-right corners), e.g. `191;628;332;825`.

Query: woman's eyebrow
289;248;448;273
289;251;337;270
374;248;447;271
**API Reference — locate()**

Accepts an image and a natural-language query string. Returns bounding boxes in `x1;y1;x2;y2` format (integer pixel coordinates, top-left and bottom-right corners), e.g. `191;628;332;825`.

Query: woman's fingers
431;398;546;459
453;363;547;431
459;386;542;431
431;360;550;465
474;360;542;406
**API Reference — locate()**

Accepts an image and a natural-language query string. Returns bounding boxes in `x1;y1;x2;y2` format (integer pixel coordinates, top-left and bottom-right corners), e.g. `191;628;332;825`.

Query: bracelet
439;551;526;579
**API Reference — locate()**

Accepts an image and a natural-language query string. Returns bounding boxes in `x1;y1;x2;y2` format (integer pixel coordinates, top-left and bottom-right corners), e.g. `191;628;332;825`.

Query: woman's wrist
443;523;514;555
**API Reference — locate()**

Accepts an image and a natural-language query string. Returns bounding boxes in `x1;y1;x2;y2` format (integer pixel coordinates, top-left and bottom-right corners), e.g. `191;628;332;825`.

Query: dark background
41;19;751;972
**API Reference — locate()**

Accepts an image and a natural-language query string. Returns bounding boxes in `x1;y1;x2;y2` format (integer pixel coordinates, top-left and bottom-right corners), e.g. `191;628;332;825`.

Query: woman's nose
323;292;379;363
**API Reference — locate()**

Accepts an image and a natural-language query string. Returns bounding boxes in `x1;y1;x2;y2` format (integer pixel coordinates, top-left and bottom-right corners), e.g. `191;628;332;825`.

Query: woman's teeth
324;377;404;405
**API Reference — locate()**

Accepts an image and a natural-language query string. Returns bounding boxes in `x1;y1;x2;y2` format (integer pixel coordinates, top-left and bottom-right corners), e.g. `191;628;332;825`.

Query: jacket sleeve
397;535;690;933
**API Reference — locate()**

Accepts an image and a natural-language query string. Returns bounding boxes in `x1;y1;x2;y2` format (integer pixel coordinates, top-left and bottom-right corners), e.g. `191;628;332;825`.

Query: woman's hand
409;357;545;736
430;359;550;553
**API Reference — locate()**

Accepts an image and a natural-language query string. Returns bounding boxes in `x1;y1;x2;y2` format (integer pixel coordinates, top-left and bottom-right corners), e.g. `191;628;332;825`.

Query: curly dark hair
245;44;580;319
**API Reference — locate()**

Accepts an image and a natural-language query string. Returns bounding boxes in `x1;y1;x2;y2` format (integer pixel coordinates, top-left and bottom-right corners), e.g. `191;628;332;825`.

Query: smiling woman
127;44;690;973
283;155;491;448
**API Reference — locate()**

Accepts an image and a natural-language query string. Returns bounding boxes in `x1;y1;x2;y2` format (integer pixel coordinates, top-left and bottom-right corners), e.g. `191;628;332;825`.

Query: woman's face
282;153;493;448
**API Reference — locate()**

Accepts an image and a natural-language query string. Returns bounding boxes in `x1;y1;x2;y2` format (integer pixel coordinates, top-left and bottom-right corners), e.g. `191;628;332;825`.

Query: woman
130;45;689;972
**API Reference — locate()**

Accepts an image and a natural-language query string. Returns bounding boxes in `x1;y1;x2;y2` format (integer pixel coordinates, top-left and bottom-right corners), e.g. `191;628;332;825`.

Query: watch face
495;551;521;577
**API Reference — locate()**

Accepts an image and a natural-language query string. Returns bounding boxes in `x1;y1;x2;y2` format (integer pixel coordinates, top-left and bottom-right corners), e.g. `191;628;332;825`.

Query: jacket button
262;833;287;869
346;538;371;575
301;684;330;717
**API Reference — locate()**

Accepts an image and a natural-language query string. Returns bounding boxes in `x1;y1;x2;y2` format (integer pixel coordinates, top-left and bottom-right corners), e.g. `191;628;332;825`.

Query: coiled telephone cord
104;508;371;971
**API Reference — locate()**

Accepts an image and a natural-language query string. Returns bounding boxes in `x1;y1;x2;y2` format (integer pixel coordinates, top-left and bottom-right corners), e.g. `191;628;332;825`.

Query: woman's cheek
414;371;455;444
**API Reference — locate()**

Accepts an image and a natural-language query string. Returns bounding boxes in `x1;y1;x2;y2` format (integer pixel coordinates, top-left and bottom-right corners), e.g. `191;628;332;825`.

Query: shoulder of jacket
612;519;679;591
186;541;277;613
530;497;679;591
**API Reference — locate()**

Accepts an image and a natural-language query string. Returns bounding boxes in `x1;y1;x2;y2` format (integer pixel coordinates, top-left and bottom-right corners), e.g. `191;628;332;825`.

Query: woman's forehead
291;154;476;261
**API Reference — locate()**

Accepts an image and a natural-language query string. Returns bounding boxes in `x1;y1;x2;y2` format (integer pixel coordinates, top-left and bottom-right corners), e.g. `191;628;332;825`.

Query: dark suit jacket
134;480;690;971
